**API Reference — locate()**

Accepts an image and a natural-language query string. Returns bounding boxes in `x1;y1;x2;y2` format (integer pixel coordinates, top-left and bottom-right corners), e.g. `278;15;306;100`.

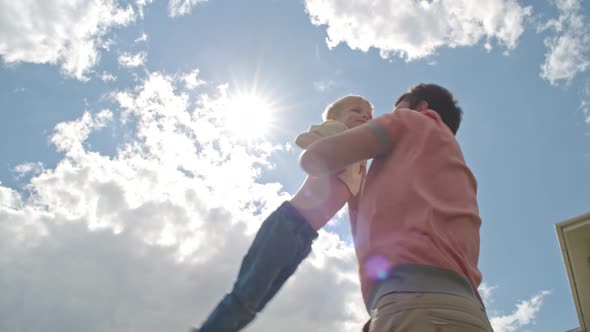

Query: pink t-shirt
354;108;482;303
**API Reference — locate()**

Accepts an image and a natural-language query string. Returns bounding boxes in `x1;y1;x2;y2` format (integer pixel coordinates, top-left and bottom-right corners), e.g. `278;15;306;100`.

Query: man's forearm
300;123;389;176
295;132;324;149
299;134;358;176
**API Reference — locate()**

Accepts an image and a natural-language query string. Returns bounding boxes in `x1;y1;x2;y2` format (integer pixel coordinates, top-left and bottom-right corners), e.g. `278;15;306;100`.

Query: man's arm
296;120;348;149
295;131;324;149
300;122;391;176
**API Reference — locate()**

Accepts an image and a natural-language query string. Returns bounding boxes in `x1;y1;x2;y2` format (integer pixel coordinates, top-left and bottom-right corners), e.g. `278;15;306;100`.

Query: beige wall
556;213;590;332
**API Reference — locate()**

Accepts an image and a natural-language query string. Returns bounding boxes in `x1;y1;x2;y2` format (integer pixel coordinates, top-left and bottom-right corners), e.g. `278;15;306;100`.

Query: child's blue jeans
197;201;318;332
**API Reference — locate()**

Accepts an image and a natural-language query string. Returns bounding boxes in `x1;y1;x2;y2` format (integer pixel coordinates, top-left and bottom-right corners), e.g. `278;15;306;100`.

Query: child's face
333;102;373;128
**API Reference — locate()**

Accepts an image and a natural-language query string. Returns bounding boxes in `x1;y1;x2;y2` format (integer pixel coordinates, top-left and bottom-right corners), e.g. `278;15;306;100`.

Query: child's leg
197;201;318;332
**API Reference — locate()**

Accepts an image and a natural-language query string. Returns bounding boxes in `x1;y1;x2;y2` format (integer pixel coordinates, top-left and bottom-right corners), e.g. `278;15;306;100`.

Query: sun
223;92;275;140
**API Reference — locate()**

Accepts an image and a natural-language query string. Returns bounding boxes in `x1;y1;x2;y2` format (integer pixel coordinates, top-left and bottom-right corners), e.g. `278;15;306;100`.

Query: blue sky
1;0;589;331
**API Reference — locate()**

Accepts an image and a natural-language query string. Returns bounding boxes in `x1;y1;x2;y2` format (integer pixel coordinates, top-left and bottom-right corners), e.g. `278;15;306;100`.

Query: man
300;84;494;331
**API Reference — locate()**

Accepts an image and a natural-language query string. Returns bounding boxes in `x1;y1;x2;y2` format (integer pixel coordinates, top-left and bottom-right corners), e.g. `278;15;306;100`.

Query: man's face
334;102;373;128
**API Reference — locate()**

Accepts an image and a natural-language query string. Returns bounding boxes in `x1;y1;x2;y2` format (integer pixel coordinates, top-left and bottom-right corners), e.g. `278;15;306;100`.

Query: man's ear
416;100;429;112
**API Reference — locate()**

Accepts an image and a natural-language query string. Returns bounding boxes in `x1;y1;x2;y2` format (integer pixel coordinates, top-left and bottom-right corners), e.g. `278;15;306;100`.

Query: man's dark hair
395;84;463;135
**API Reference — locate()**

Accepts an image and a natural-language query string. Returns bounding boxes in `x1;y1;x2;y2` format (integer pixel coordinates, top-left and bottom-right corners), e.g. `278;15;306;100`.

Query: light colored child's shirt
297;120;365;196
308;120;348;137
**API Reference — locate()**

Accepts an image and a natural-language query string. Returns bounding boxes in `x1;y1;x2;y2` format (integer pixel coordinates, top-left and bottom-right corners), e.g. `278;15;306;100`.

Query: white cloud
478;282;498;306
476;283;551;332
51;109;113;158
168;0;207;17
13;162;44;179
489;290;551;332
0;69;368;331
134;0;154;19
134;32;149;43
99;71;117;82
0;185;22;209
539;0;590;84
0;0;142;80
304;0;531;61
182;69;205;89
117;51;147;68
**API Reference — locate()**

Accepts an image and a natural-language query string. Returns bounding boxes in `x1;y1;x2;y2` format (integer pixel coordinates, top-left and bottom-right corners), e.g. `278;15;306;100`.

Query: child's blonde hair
322;95;373;121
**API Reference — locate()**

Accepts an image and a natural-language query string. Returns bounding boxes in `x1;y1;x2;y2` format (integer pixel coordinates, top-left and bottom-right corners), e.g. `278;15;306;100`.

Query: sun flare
223;92;274;140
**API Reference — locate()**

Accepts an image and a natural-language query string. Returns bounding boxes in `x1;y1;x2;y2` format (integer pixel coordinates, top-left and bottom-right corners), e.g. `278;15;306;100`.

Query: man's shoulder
377;109;448;133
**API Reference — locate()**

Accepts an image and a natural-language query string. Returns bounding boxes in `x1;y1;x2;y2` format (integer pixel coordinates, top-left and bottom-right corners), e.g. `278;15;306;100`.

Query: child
193;95;373;332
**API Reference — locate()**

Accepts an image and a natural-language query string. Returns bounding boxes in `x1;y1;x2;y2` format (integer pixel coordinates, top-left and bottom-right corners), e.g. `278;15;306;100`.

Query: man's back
355;108;482;304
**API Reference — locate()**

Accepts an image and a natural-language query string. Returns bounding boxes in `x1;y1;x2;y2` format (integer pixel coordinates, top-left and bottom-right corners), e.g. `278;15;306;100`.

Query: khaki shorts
365;292;494;332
